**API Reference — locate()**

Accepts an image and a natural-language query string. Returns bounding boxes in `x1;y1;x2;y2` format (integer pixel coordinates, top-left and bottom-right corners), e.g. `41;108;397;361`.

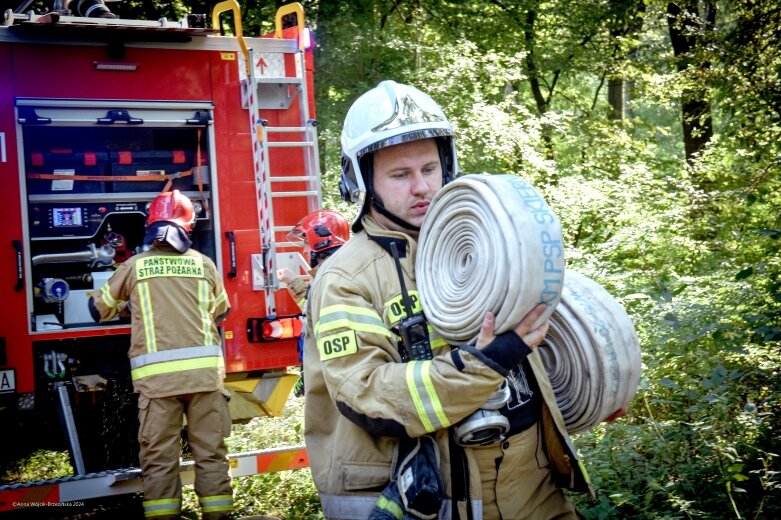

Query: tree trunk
607;1;646;121
523;5;555;162
608;77;625;120
667;1;715;165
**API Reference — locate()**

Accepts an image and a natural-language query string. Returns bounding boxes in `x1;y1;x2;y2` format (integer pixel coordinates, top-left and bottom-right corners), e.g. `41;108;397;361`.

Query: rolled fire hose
417;174;565;343
417;174;641;433
539;271;641;433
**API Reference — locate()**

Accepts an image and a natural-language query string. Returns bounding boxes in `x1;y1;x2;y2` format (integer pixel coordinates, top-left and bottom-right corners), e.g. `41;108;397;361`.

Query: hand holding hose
475;303;550;350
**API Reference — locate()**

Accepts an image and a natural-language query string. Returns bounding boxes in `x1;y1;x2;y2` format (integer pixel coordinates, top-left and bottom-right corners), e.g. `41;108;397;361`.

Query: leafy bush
0;450;72;484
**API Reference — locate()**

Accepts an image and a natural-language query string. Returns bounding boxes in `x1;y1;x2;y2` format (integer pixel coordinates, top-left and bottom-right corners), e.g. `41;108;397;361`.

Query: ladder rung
269;176;318;182
263;126;311;133
256;78;302;85
274;241;302;249
267;141;315;148
271;190;320;198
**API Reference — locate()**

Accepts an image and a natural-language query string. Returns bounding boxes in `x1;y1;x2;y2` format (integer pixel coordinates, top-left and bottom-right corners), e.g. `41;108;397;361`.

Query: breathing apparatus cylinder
453;380;511;446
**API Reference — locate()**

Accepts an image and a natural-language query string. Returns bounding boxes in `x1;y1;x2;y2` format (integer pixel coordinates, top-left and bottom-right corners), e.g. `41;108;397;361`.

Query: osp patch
317;330;358;360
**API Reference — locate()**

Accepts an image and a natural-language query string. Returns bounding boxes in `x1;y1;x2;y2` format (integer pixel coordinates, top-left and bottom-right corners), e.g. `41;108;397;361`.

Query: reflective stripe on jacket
93;243;230;398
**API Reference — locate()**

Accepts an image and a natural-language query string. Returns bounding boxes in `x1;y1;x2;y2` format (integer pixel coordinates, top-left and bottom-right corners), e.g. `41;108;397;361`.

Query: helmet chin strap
371;197;421;233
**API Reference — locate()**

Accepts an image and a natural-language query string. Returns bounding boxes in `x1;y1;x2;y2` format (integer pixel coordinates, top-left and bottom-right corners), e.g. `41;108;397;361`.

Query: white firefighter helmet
339;80;458;212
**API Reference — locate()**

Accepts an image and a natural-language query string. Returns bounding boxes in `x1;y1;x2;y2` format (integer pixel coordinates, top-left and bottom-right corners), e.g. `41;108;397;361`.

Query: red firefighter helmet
146;190;196;233
287;210;350;256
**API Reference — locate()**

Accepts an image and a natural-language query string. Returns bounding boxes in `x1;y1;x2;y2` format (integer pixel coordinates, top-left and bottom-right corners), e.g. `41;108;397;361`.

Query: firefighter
277;209;350;396
302;80;593;520
277;209;350;310
89;190;233;520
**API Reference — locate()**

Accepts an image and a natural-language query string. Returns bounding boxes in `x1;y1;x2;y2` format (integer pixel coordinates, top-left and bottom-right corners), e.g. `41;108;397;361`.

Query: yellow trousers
138;390;233;520
472;423;578;520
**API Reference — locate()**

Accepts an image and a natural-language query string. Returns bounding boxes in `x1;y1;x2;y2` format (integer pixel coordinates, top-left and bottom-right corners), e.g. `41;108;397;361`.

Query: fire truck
0;0;317;509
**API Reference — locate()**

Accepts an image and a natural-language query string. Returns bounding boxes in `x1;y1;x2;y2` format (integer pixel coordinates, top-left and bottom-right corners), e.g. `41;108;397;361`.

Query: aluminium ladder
216;1;321;317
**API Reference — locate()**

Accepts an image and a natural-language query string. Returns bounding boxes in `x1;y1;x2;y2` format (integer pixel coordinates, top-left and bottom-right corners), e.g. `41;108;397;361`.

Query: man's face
370;139;443;233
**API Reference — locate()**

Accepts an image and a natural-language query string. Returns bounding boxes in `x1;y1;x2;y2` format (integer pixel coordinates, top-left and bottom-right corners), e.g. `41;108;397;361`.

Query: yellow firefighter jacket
93;242;230;399
303;216;590;519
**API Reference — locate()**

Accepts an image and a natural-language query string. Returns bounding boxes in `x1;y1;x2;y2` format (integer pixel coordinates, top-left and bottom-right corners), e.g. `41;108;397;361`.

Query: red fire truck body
0;1;318;496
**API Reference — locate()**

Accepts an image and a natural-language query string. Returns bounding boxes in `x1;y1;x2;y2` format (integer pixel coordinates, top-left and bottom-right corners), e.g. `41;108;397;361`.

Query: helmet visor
286;226;306;248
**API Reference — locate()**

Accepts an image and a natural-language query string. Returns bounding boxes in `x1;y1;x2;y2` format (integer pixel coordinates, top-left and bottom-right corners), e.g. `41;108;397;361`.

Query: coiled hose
417;174;565;343
539;271;641;433
417;174;641;432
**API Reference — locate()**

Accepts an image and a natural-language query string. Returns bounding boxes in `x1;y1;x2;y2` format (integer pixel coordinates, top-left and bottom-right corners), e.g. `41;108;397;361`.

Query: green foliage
0;450;72;484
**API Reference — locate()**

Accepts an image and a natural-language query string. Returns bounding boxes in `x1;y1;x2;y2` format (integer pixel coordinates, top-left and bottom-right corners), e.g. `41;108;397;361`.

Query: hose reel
417;174;641;433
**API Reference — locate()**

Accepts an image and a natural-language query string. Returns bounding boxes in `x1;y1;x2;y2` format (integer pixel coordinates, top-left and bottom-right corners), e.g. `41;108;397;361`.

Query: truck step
0;445;308;512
